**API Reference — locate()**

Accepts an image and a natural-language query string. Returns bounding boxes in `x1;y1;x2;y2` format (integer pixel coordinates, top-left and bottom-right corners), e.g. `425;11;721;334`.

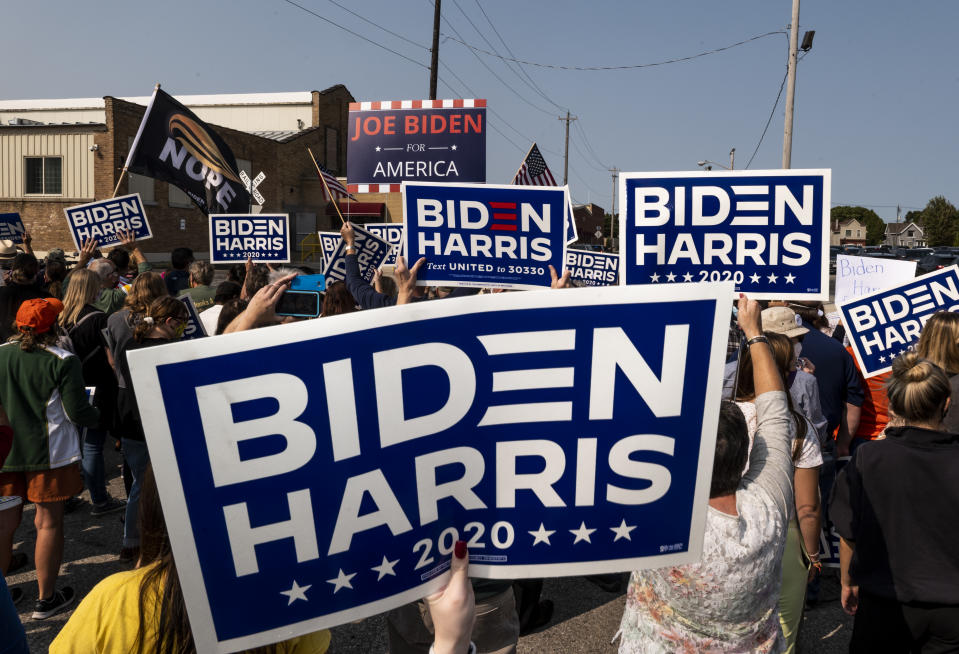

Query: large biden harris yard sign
128;283;732;652
620;170;830;300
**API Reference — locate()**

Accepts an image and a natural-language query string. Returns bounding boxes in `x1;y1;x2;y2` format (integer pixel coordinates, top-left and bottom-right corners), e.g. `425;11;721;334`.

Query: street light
697;148;735;171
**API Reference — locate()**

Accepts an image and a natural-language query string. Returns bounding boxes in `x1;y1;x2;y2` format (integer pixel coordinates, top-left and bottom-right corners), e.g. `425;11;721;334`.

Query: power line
469;0;568;112
442;30;787;71
280;0;429;69
424;0;554;116
744;64;789;170
319;0;429;51
572;120;609;170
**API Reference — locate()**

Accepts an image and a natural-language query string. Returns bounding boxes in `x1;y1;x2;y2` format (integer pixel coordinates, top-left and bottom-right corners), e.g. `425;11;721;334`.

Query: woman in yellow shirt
50;465;330;654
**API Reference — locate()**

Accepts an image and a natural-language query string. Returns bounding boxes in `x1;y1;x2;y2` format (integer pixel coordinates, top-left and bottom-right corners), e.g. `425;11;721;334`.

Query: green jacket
0;342;100;471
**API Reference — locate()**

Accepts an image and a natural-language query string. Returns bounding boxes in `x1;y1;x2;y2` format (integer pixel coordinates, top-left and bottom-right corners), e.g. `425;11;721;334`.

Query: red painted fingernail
454;540;467;559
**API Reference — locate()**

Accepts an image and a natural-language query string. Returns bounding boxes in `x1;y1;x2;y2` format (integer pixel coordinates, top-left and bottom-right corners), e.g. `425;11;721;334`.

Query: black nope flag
124;87;250;214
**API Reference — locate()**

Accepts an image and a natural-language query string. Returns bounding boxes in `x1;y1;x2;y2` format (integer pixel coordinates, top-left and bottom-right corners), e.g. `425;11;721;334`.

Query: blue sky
6;0;957;219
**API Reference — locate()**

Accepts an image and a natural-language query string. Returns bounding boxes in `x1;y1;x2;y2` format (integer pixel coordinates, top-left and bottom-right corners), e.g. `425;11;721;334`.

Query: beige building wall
188;105;311;132
1;94;314;133
0;132;96;199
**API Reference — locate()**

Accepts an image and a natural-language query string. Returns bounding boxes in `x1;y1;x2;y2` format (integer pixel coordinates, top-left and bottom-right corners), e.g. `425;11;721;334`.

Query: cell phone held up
276;274;327;318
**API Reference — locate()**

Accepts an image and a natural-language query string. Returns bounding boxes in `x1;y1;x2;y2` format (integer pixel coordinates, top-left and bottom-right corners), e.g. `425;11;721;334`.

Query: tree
919;196;959;246
903;209;923;225
830;206;886;245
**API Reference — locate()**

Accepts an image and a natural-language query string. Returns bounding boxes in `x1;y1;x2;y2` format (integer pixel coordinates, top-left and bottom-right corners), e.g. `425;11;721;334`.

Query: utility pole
429;0;442;100
781;0;800;168
558;111;577;185
609;167;619;249
729;147;736;170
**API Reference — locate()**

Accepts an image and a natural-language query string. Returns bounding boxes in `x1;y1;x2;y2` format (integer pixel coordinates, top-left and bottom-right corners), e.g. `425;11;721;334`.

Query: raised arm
116;229;151;272
738;295;795;515
341;221;394;309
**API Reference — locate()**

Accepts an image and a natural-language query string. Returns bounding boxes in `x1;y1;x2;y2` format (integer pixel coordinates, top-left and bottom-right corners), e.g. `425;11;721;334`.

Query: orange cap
16;298;64;334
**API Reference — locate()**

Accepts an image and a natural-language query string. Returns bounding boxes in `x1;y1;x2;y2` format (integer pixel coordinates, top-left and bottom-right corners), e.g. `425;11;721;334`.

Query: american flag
316;163;355;201
512;143;557;186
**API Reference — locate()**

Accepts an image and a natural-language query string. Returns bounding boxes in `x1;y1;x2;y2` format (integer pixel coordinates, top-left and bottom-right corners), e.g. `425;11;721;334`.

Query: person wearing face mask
113;296;189;562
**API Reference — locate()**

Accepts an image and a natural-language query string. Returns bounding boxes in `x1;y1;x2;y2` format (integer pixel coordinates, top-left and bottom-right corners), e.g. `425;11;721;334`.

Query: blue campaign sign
177;294;208;340
317;232;340;269
364;223;405;266
63;193;153;250
619;170;831;300
323;224;390;284
565;250;619;286
0;213;26;243
403;182;568;290
839;265;959;378
347;99;486;192
566;196;578;245
209;214;290;264
128;283;731;652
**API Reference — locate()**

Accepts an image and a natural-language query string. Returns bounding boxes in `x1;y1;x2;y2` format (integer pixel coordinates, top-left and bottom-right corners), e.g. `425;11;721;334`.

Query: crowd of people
1;223;957;653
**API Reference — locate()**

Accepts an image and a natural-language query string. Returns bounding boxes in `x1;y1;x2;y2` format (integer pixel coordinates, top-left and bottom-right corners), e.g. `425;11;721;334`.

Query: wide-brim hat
0;240;17;261
761;306;809;338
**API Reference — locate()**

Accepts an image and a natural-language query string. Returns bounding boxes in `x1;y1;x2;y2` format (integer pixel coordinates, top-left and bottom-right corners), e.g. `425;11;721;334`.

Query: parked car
903;247;935;262
916;253;959;275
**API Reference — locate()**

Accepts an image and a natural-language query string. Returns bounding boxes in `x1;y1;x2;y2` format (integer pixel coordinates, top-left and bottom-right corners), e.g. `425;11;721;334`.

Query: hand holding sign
341;221;356;248
426;543;475;654
737;294;763;340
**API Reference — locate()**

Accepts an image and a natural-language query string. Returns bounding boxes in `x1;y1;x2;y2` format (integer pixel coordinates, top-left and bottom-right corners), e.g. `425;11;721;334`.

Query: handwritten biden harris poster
128;283;732;652
619;169;830;300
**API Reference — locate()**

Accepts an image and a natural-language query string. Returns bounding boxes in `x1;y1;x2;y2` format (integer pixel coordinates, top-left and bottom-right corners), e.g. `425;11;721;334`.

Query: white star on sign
375;146;382;152
280;580;311;605
451;144;457;150
749;273;761;284
649;273;660;283
879;355;886;362
528;523;555;546
326;568;356;593
570;522;596;544
767;273;778;284
784;273;796;284
371;556;399;581
665;272;676;282
610;519;637;542
682;272;693;282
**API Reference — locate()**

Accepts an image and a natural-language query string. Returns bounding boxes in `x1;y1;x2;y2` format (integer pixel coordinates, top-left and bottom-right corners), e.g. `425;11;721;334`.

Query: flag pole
115;83;161;198
509;142;536;184
308;147;346;225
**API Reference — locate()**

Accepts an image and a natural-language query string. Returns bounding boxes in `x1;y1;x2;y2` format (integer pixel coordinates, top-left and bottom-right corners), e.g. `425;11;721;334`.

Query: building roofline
0;91;318;111
0;123;107;132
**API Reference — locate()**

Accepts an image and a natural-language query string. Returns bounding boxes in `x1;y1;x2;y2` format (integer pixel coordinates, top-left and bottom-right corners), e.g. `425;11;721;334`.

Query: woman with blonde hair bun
916;311;959;432
830;352;959;652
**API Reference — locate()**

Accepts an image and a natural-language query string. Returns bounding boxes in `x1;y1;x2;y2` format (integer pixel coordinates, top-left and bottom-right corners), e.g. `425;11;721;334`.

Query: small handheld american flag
511;143;557;186
317;163;355;202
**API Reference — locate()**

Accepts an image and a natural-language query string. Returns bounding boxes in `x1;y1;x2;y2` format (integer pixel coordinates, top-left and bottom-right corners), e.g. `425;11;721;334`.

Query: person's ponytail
886;352;951;424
